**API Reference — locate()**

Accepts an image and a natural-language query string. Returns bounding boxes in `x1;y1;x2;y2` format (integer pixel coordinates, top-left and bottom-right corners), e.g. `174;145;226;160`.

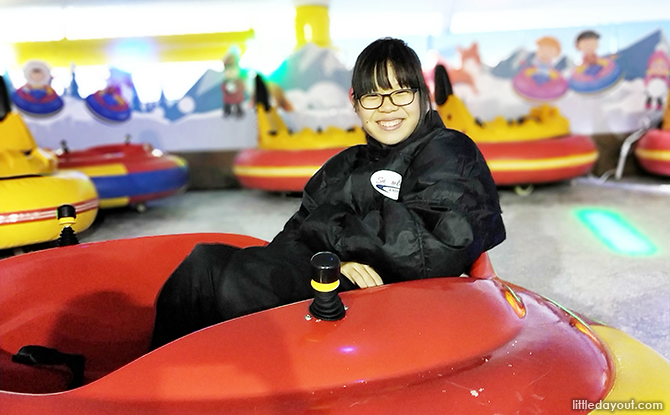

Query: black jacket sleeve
297;130;505;283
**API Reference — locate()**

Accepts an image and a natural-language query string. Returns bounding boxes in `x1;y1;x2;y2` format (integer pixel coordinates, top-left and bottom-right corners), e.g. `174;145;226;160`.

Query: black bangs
352;38;422;97
351;38;432;122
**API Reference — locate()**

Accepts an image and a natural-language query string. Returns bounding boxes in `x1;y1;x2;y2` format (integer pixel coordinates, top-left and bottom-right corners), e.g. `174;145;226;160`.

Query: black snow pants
149;242;355;350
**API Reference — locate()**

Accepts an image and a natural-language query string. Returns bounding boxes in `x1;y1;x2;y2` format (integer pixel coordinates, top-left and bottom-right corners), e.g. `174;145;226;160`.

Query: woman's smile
377;118;403;130
355;64;421;146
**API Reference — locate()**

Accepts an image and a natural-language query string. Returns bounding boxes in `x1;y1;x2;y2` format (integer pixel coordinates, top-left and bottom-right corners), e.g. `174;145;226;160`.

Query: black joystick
57;204;79;246
308;252;346;321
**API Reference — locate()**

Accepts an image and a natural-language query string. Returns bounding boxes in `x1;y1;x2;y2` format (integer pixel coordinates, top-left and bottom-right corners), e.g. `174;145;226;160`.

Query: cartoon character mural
423;43;481;101
85;68;133;123
221;46;247;118
569;30;623;94
644;49;670;111
10;60;64;116
512;36;568;101
7;25;670;154
450;43;481;94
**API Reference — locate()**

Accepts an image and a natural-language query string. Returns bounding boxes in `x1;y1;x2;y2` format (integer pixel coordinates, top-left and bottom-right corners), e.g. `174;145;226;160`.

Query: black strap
12;345;86;389
0;75;10;121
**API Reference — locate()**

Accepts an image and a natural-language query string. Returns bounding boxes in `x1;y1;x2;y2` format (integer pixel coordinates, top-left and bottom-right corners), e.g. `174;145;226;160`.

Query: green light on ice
575;208;657;256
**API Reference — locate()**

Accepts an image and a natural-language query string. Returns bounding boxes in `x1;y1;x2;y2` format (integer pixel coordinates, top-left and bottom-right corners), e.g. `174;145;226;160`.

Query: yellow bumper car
0;76;98;250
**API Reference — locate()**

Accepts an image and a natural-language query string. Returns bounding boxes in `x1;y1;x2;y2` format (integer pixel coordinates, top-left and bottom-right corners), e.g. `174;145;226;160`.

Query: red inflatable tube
233;147;345;192
635;129;670;177
477;134;599;185
57;143;189;208
234;135;598;192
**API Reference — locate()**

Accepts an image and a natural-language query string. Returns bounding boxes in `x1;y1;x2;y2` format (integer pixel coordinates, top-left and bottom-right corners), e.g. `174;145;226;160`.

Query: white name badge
370;170;402;200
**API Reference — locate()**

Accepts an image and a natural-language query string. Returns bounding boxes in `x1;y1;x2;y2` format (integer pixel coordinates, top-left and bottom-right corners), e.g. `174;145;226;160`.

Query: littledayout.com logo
572;399;663;412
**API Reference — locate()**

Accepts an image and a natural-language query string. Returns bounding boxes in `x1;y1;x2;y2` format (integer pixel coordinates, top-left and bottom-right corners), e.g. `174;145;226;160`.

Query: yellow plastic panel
590;325;669;414
12;30;254;67
295;4;331;48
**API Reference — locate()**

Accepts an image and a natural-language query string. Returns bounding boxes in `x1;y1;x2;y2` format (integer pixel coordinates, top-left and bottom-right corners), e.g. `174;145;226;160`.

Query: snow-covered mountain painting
267;42;359;132
269;42;352;91
162;69;225;122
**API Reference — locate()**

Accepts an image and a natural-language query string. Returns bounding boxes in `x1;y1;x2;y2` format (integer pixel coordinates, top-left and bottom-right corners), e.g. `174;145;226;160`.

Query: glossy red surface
0;233;266;389
636;129;670;176
234;135;598;191
477;134;598;185
233;147;345;192
0;233;613;414
57;143;180;174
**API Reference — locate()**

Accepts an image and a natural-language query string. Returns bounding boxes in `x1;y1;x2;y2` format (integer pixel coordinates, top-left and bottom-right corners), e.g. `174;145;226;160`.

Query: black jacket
150;110;507;347
286;110;505;283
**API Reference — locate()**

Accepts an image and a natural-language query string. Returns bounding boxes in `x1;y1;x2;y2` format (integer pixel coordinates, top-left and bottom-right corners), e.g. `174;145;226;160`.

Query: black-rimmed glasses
358;88;417;110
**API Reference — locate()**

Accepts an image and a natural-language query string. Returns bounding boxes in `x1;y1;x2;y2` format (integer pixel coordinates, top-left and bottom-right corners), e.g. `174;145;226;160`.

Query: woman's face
355;64;421;146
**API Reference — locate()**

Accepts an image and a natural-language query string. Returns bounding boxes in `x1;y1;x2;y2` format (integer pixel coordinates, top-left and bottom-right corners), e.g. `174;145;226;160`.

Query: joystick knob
57;204;79;246
308;251;346;321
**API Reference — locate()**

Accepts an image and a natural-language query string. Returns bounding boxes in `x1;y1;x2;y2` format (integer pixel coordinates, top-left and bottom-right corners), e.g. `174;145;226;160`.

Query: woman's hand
341;262;384;288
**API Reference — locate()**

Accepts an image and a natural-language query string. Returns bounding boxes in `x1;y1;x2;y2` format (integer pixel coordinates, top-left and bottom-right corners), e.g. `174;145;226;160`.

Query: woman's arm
272;146;362;238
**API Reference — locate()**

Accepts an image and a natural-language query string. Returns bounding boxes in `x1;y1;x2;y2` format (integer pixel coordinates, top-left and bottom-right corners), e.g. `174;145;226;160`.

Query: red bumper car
1;232;668;414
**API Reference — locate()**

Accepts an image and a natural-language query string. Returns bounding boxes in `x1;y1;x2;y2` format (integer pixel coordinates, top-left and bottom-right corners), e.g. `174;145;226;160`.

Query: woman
150;38;505;350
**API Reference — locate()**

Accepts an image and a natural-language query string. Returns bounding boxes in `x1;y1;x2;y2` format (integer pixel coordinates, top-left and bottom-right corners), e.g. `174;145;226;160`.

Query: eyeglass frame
357;88;418;110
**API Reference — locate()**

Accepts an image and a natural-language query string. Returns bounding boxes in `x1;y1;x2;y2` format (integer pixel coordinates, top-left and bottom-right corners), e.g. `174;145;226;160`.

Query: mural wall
4;20;669;153
427;21;670;135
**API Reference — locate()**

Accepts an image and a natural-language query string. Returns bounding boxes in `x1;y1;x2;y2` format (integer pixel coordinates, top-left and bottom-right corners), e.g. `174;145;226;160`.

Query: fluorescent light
240;39;294;76
294;0;330;6
450;4;670;34
330;12;443;40
2;2;280;43
0;7;65;42
242;8;296;75
63;5;253;40
250;9;296;43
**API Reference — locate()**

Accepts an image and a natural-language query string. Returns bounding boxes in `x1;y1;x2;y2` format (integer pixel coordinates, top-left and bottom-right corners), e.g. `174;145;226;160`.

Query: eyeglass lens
360;89;415;109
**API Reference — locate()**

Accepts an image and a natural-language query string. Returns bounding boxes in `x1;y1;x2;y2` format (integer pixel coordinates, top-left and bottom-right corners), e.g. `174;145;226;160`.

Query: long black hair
351;38;432;125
